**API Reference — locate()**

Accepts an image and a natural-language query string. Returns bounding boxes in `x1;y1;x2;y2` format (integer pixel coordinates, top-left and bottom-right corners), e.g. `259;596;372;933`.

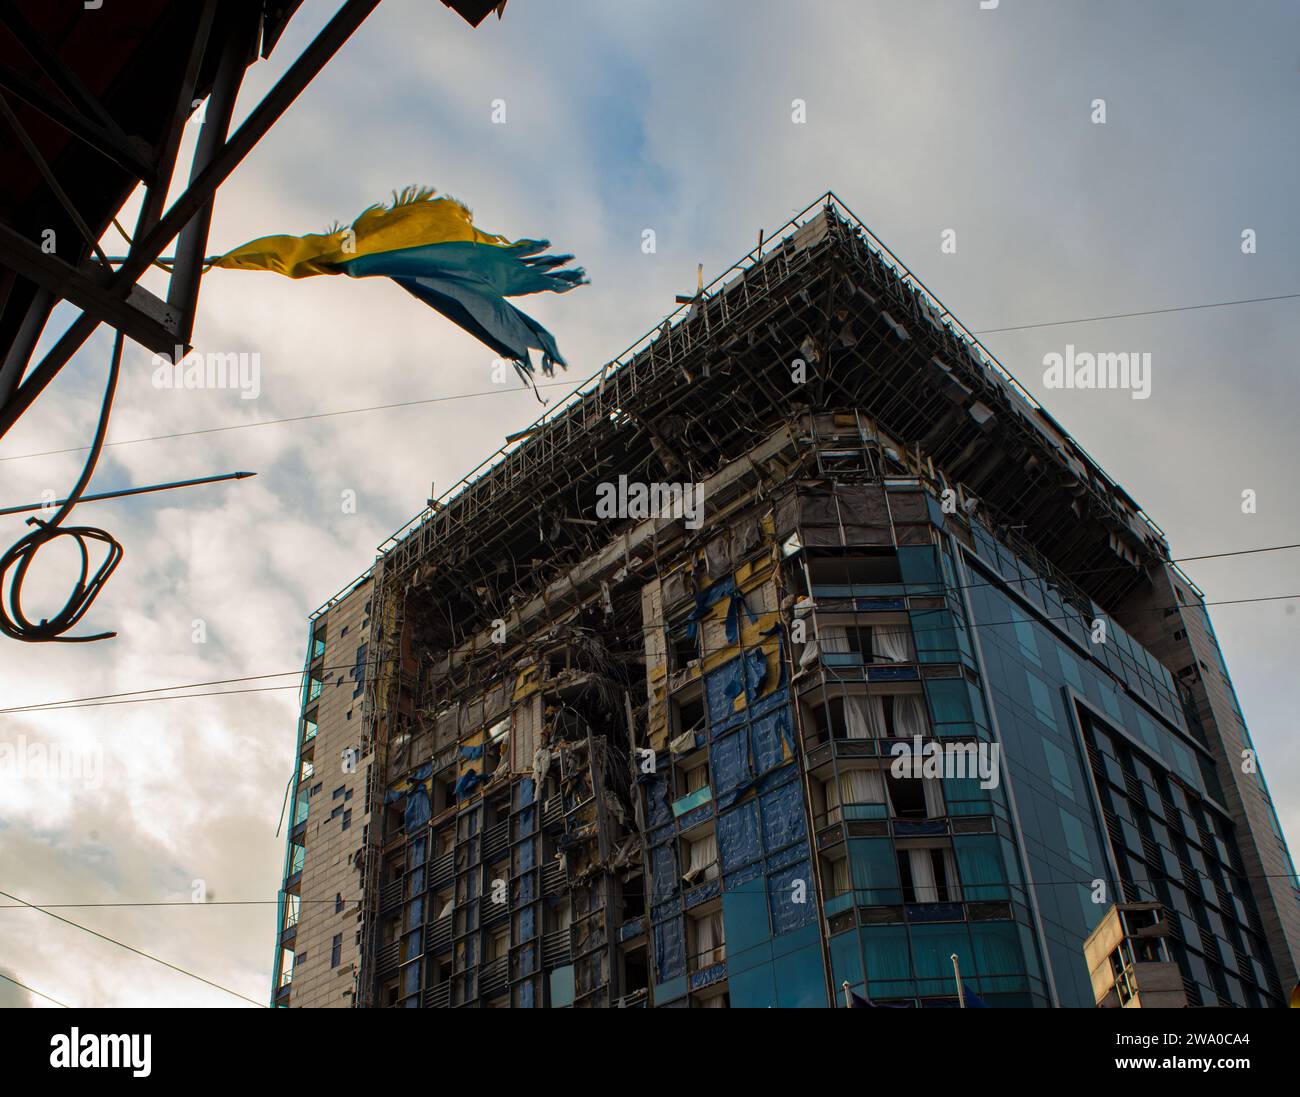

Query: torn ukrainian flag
212;187;585;379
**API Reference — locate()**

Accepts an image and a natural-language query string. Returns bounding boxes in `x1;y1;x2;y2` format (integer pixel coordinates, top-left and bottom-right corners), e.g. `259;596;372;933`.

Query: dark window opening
885;772;928;818
671;628;699;671
673;692;706;740
622;945;649;996
622;873;646;920
897;847;953;903
809;553;902;590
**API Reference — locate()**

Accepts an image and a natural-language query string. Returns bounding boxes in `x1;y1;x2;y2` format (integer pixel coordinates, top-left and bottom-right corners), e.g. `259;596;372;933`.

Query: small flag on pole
212;187;586;384
951;953;989;1008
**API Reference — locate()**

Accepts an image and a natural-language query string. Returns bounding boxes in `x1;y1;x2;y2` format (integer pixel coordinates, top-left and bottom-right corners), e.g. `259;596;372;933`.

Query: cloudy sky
1;0;1297;1007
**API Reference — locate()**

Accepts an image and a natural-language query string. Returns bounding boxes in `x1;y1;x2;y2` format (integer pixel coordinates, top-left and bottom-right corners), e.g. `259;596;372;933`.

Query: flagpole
951;953;965;1009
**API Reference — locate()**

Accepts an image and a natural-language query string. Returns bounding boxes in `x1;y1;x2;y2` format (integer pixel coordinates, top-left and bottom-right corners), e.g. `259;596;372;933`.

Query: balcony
892;817;949;838
905;901;965;923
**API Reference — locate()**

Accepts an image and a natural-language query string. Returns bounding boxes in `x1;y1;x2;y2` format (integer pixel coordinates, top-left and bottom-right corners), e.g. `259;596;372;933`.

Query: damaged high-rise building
271;195;1300;1008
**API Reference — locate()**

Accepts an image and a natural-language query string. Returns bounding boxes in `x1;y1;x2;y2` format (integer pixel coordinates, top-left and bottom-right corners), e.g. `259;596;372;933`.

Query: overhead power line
974;292;1300;336
0;656;397;714
0;888;265;1008
0;969;71;1008
0;381;579;464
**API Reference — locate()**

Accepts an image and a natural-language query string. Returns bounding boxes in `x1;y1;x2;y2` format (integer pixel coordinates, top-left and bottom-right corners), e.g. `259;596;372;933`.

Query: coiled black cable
0;331;125;642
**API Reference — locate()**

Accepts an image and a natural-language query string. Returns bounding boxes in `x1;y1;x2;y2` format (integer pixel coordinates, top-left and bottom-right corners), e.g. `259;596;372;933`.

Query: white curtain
943;849;961;902
839;769;890;812
832;857;851;898
891;693;928;738
685;832;719;882
909;849;939;903
437;896;455;919
872;623;913;663
554;901;572;931
692;910;725;967
845;695;886;739
922;778;945;818
700;994;727;1008
819;623;851;653
822;777;841;824
686;764;708;792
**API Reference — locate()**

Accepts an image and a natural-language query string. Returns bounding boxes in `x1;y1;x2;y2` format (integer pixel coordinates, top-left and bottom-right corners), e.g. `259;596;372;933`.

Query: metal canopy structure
0;0;505;437
0;0;371;437
0;0;506;642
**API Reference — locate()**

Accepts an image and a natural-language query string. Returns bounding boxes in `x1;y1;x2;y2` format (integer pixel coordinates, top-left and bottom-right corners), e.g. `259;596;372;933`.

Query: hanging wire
0;331;126;642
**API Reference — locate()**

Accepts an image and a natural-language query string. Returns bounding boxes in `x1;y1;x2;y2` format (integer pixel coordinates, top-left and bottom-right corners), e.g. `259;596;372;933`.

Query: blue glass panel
722;887;770;955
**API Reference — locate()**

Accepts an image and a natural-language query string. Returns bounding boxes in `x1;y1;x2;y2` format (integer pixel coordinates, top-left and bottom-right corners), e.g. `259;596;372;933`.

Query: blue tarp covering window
642;772;673;827
517;906;536;941
706;657;745;724
710;728;751;805
717;801;763;871
517;777;535;808
768;860;817;935
654;917;686;981
751;709;790;773
765;839;808;873
651;844;679;903
517;872;536;904
744;647;768;703
452;769;480;799
760;777;804;852
684;577;756;644
384;761;433;831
